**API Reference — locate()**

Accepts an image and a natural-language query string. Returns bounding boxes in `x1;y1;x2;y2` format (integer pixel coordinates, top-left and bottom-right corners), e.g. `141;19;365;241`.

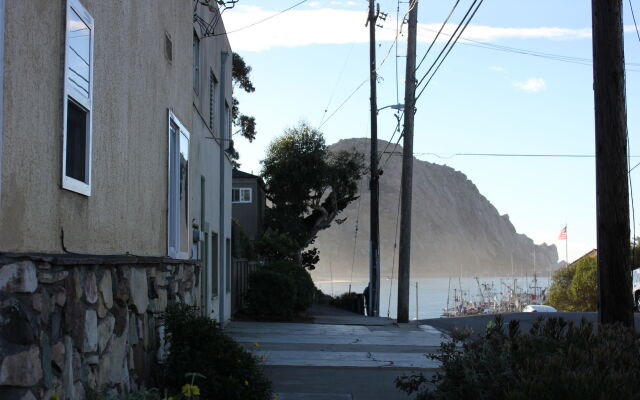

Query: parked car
522;304;558;313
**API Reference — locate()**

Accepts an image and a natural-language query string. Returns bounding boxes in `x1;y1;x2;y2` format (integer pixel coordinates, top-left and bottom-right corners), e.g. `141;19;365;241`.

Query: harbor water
314;276;551;320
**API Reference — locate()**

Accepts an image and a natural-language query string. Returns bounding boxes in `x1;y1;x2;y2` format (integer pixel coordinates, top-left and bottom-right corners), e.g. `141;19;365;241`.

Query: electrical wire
386;183;403;317
318;80;368;129
630;0;640;46
212;0;308;36
413;25;640;71
415;0;481;89
416;0;485;100
349;186;363;290
415;0;461;72
319;43;356;127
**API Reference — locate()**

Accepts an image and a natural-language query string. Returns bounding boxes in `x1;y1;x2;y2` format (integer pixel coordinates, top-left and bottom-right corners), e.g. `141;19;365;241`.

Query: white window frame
232;187;252;204
167;110;191;259
62;0;94;196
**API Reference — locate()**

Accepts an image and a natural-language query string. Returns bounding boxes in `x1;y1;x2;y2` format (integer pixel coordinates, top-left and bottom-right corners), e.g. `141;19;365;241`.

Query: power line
318;79;367;129
415;0;485;100
380;152;640;159
415;0;461;72
319;43;356;127
413;25;640;71
212;0;308;36
630;0;640;45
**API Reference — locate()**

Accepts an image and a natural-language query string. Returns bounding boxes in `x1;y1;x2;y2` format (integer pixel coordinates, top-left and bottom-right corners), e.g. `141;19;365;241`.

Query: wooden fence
231;258;259;315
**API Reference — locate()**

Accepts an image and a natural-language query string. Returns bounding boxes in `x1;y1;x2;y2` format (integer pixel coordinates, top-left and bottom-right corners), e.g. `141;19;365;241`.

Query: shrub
265;260;315;312
158;303;272;400
396;316;640;400
245;268;297;319
547;255;597;311
330;292;364;314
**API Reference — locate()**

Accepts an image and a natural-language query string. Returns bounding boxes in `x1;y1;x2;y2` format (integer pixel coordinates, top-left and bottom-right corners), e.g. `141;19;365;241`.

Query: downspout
218;50;228;325
0;0;4;208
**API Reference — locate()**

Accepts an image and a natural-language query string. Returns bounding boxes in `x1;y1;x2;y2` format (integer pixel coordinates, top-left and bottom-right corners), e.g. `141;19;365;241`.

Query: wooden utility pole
397;0;418;323
592;0;634;327
367;0;381;316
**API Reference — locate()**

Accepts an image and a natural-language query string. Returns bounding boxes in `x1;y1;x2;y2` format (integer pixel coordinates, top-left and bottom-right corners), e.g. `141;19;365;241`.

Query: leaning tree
258;123;365;268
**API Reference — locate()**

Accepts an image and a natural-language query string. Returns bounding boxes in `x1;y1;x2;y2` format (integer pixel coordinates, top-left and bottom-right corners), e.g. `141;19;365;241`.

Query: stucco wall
0;1;192;255
191;4;233;322
232;178;261;241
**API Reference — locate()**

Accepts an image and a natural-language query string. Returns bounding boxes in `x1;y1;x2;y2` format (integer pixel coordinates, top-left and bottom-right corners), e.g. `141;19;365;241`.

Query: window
209;72;218;130
232;188;252;203
62;0;93;196
193;31;200;94
168;111;190;259
226;238;231;293
212;232;219;297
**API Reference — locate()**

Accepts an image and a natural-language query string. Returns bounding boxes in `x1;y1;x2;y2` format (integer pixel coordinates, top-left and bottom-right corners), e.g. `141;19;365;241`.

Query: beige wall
1;1;193;255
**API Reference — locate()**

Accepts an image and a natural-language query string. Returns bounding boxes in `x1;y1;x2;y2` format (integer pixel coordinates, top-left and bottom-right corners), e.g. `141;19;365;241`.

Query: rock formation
312;138;559;279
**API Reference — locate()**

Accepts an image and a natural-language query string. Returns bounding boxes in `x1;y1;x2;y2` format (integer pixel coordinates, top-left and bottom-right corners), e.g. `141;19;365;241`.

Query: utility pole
397;0;418;323
366;0;380;317
592;0;634;327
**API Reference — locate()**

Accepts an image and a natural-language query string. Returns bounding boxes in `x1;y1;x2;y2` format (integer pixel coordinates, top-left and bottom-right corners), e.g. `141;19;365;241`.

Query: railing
231;258;259;315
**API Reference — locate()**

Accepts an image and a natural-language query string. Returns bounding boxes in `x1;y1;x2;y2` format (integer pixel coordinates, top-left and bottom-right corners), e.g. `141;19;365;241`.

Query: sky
219;0;640;264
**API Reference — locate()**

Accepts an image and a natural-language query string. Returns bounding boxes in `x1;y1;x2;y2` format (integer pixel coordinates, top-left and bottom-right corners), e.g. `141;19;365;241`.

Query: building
0;1;233;397
232;169;266;242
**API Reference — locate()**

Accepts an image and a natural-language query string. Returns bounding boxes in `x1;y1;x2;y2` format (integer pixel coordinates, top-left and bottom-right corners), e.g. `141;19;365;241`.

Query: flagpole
565;223;569;264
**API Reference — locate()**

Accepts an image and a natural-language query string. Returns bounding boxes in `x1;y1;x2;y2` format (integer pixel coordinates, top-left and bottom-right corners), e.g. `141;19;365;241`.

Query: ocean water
314;276;551;320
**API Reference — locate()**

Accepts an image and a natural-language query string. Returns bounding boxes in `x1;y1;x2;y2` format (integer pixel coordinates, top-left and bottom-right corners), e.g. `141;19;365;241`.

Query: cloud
222;6;603;52
514;78;547;92
489;66;505;72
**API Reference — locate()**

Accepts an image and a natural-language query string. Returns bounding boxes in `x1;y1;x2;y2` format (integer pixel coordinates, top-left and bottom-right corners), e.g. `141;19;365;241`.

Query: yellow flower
244;380;249;386
162;398;175;400
181;384;200;397
253;342;260;347
50;395;61;400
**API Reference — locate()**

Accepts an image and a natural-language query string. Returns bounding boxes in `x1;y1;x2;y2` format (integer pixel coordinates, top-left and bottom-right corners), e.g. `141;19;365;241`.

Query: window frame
167;110;191;259
209;70;218;131
232;187;252;204
62;0;94;196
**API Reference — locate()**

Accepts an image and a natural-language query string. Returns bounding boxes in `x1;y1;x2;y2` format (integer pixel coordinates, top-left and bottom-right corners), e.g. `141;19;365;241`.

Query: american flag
558;226;567;240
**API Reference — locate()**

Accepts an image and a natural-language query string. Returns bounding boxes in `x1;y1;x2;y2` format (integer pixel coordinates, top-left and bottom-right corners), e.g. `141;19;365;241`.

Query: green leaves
259;122;365;258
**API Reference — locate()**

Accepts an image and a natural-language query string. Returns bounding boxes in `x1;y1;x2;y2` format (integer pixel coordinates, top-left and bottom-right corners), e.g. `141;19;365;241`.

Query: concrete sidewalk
226;305;445;400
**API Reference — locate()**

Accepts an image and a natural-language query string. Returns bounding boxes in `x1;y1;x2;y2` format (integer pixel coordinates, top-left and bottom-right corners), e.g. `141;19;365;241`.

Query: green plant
159;304;272;400
396;316;640;400
547;255;597;311
265;260;315;313
330;292;363;314
245;268;297;319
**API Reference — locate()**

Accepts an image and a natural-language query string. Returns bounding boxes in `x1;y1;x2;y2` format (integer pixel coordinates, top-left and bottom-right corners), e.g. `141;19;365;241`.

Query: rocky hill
311;138;559;279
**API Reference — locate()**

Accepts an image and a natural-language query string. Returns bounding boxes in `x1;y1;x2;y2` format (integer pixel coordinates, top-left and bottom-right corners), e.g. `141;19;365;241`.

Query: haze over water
315;276;551;320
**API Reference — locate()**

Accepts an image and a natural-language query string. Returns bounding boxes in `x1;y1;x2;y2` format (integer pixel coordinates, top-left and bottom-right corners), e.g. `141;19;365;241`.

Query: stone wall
0;254;201;400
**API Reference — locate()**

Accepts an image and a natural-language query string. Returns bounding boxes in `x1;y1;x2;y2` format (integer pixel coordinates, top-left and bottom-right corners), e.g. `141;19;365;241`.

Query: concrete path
226;305;445;400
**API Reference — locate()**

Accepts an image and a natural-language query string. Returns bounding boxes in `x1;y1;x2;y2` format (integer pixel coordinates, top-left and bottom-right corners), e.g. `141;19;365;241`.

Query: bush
245;268;297;319
265;260;315;312
158;303;272;400
330;292;364;314
396;316;640;400
547;255;597;311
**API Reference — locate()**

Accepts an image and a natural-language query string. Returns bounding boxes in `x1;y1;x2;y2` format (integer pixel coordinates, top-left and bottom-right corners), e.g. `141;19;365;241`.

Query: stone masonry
0;254;201;400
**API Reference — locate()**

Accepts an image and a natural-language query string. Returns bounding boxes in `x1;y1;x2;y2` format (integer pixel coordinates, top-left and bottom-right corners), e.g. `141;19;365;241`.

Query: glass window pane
67;8;91;98
179;132;189;253
65;99;87;182
212;233;219;296
232;188;239;202
169;123;178;253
